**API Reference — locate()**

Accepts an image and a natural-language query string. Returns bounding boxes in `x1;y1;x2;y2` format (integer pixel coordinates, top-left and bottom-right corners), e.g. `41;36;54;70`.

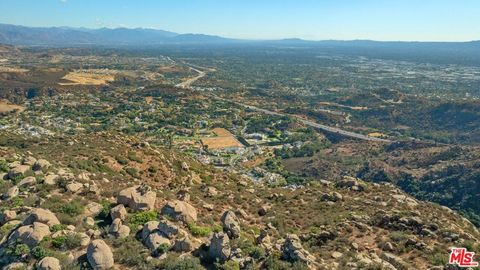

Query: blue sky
0;0;478;41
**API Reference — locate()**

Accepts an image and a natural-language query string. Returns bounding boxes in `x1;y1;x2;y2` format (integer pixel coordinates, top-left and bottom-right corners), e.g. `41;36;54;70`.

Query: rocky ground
0;133;479;270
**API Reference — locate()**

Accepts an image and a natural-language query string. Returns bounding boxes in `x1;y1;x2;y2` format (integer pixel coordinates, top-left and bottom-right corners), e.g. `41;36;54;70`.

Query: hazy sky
0;0;478;41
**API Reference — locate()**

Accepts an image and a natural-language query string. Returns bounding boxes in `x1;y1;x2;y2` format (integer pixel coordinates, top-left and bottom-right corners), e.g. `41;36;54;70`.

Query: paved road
175;66;207;88
212;96;392;143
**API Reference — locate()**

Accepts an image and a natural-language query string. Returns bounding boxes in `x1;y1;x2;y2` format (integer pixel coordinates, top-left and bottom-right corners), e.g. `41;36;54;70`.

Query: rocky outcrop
110;204;127;221
18;176;36;187
281;234;317;267
66;182;83;193
158;220;179;239
221;210;241;239
8;165;30;179
32;159;51;171
23;208;60;227
381;252;410;270
140;219;179;255
208;232;231;262
109;218;130;238
3;262;27;270
37;256;61;270
87;239;114;270
0;210;17;225
372;212;432;235
3;186;19;199
117;184;156;211
22;156;37;166
8;222;50;247
256;229;273;250
145;232;171;254
172;236;194;252
336;176;366;191
43;174;59;185
141;221;160;241
84;202;104;217
161;200;197;223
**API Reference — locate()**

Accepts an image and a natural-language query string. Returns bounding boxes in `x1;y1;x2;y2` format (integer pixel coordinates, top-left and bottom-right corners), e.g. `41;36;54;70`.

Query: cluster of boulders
336;176;366;191
0;155;108;269
320;191;343;203
5;150;476;270
372;211;439;237
281;234;317;265
161;199;197;223
117;184;156;211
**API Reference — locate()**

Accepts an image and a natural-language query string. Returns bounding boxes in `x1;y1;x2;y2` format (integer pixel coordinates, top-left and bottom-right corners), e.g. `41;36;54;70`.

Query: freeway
212;96;392;143
175;66;206;88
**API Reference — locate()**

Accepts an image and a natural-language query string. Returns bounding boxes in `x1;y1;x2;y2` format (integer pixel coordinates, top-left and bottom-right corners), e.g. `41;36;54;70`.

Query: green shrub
428;253;448;266
97;199;113;220
215;260;240;270
187;223;212;237
51;236;67;249
61;201;85;217
6;196;24;208
128;211;158;229
249;246;265;259
390;231;409;242
52;234;82;250
125;167;138;177
10;174;24;185
51;224;68;232
159;254;203;270
112;236;157;269
116;156;129;165
127;151;143;163
31;246;48;259
0;223;15;239
156;243;170;255
14;243;30;257
263;252;309;270
0;160;9;172
148;166;158;173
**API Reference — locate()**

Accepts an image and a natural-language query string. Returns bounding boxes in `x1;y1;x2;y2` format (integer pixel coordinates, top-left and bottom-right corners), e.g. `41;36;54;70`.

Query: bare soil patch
201;128;244;149
59;70;115;85
0;100;24;113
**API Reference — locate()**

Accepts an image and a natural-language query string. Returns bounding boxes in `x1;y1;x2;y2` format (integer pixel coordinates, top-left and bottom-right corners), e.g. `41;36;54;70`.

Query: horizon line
0;22;478;43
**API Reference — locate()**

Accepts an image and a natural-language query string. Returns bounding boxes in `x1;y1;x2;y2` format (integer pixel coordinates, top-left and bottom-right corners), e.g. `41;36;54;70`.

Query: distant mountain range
1;23;479;47
0;24;232;45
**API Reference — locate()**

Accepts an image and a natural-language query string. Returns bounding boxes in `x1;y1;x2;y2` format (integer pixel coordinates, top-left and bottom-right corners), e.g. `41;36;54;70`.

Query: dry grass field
201;128;244;149
0;66;28;73
0;100;24;113
59;70;115;85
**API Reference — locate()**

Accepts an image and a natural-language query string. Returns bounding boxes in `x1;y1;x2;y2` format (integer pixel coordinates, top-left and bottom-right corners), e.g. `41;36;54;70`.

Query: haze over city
0;0;479;41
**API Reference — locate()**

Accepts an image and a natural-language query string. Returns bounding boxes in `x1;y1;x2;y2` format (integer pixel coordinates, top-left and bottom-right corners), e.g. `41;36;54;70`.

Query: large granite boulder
33;159;51;171
161;200;197;223
110;204;127;221
8;222;50;247
281;234;317;267
87;239;114;270
8;165;30;179
208;232;231;262
37;256;61;270
221;210;241;239
23;208;60;227
117;185;156;211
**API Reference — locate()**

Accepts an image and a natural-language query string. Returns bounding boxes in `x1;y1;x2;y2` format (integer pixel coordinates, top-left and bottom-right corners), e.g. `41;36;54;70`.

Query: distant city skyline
0;0;478;41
